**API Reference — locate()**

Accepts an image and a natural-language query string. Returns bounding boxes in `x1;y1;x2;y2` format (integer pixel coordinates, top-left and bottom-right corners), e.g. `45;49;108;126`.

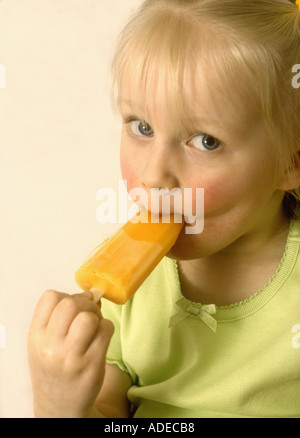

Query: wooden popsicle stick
89;288;105;303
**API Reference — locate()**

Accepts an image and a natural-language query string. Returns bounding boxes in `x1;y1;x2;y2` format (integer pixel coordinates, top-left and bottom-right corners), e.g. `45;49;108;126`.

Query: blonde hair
111;0;300;218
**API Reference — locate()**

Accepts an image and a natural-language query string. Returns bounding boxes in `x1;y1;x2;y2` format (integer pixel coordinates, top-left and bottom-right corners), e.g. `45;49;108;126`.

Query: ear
280;150;300;191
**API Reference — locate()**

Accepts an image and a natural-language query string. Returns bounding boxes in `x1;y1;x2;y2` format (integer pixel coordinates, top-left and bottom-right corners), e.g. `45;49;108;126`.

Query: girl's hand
27;290;114;418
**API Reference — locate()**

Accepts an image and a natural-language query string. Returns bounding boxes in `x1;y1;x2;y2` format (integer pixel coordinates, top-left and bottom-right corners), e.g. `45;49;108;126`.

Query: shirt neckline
170;219;300;323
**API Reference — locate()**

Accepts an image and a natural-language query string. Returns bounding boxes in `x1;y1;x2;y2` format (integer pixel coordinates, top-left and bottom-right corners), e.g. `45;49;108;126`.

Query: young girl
28;0;300;418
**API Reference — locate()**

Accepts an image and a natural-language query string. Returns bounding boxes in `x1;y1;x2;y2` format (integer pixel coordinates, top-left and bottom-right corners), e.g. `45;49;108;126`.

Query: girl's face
118;72;288;261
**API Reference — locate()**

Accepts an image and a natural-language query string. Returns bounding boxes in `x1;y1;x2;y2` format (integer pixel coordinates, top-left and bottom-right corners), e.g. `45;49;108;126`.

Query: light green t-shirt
101;220;300;418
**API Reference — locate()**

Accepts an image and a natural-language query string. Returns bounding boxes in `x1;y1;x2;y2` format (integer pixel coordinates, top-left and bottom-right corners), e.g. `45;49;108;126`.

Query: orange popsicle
75;209;183;304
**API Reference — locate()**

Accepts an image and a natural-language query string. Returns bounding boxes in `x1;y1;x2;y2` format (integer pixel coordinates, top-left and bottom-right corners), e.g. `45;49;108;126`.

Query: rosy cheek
185;177;231;217
204;184;224;210
203;179;239;216
120;153;137;194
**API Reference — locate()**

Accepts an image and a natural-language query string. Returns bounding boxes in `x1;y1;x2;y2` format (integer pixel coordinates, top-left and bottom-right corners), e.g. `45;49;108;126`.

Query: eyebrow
117;99;145;112
118;99;219;127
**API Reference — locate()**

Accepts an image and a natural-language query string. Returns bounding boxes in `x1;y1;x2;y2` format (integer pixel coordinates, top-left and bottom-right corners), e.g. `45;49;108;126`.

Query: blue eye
189;134;220;151
130;120;154;137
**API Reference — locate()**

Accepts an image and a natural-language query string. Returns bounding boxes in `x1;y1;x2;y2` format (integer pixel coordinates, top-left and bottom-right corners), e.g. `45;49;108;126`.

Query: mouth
129;186;204;234
133;188;184;220
135;201;185;224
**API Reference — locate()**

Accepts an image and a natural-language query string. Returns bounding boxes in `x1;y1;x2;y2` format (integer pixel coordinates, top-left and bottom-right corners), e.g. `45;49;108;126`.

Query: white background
0;0;141;418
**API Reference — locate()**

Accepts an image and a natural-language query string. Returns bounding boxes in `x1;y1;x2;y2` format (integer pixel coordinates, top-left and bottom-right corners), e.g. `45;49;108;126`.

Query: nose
141;141;179;192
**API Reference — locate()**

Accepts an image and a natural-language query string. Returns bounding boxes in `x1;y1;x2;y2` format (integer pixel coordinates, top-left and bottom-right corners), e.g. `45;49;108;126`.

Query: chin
166;232;203;261
166;222;226;261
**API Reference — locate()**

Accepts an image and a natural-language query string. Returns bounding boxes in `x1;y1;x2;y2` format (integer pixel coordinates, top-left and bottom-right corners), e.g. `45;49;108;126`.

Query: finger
86;318;115;366
67;311;100;355
30;290;69;330
47;294;101;338
79;291;94;300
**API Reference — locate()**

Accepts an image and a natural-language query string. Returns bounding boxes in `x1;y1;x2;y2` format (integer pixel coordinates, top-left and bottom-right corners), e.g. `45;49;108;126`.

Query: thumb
99;318;115;347
90;317;115;363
